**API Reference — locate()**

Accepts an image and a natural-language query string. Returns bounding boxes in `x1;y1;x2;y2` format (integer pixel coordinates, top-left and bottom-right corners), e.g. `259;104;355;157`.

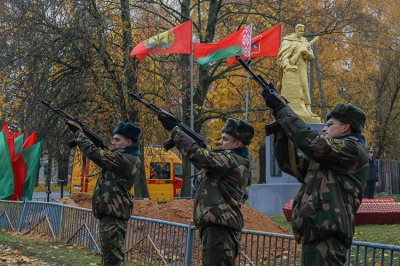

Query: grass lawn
0;231;138;266
34;184;63;192
268;214;400;246
269;194;400;246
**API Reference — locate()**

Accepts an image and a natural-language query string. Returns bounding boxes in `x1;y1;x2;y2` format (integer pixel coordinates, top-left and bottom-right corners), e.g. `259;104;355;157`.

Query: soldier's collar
116;145;140;156
212;147;249;159
340;134;366;146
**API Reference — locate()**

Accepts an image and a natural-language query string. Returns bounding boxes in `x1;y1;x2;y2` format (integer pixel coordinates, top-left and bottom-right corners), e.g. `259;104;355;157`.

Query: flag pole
244;69;251;121
244;23;253;122
190;24;194;177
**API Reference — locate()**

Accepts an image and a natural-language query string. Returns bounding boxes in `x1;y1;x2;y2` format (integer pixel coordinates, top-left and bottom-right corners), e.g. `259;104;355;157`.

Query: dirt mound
58;193;289;234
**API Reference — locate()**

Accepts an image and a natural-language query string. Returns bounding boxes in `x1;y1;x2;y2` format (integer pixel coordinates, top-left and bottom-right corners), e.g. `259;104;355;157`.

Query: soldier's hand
262;83;285;112
157;114;178;131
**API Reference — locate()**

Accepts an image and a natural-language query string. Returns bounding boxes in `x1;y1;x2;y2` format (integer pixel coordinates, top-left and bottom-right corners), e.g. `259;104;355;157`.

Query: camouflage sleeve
275;107;363;171
74;131;129;172
171;128;232;176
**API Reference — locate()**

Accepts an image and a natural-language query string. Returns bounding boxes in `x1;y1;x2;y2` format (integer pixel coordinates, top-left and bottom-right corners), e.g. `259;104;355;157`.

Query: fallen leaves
0;244;49;265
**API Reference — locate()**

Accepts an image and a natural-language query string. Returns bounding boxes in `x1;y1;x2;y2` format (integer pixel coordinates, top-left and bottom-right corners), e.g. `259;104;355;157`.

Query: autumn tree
128;0;382;194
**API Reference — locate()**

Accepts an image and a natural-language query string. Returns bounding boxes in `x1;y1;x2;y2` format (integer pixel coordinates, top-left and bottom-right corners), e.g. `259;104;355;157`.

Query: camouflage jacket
171;128;250;231
274;108;368;248
74;131;141;221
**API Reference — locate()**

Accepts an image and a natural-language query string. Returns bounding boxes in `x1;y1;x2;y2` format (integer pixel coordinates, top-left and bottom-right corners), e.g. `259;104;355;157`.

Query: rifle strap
288;139;317;183
288;139;303;181
304;160;317;183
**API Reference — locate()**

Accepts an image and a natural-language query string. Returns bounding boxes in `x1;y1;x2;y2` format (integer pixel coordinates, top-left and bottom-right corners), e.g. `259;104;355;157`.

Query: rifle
289;36;319;65
127;91;206;151
39;99;107;150
235;55;297;136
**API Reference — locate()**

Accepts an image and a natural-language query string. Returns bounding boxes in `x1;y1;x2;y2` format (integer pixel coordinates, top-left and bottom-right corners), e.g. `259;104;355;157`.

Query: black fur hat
221;118;254;145
326;103;366;134
113;122;141;143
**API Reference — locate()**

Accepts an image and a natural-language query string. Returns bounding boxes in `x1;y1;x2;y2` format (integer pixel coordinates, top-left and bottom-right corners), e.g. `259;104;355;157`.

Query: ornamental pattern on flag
242;24;252;58
226;24;282;67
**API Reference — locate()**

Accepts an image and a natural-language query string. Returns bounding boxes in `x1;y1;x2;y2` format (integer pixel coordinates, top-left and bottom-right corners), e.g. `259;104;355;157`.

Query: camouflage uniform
171;128;250;266
74;131;141;266
273;107;368;266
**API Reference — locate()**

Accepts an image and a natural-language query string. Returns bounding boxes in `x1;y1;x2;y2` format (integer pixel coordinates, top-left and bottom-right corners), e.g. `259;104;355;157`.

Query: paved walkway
32;191;70;202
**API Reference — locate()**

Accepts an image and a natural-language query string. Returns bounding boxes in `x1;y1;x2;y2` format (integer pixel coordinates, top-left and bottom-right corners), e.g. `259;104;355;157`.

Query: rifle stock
127;91;206;151
39;99;107;149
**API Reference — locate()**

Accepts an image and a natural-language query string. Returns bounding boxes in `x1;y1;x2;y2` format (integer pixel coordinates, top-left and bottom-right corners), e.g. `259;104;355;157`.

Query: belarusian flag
10;132;36;200
14;133;26;156
227;24;282;66
22;132;37;149
21;141;43;200
194;24;252;65
130;20;192;62
10;154;26;200
0;131;14;199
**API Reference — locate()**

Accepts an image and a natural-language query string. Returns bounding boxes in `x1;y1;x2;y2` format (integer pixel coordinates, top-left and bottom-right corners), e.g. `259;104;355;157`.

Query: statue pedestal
249;123;325;215
281;70;321;123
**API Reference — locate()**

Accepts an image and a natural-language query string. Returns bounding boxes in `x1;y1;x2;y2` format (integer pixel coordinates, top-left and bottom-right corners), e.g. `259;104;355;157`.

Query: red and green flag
22;132;37;149
130;20;192;62
0;131;14;199
14;133;26;156
227;24;282;66
10;154;26;200
21;141;43;200
0;122;42;201
194;24;252;65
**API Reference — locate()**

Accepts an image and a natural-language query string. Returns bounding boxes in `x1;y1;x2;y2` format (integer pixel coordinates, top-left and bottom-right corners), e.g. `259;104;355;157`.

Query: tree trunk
178;0;195;198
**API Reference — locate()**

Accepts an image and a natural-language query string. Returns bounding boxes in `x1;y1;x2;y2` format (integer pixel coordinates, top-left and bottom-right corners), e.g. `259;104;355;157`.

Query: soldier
364;147;379;199
157;115;253;266
262;86;368;265
66;120;141;266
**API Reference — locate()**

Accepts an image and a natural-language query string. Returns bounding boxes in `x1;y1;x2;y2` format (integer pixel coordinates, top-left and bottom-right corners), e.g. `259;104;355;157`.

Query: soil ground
58;192;290;234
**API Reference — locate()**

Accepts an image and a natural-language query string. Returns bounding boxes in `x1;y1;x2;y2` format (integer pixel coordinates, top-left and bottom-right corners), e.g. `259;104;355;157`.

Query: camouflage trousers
199;225;241;266
98;216;128;266
301;237;348;266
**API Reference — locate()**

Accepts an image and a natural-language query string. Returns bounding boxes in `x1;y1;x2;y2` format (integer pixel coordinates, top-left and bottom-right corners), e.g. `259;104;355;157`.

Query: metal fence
1;200;400;265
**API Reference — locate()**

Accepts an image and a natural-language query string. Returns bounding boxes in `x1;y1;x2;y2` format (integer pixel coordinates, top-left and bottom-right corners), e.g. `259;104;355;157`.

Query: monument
277;24;320;123
249;24;323;215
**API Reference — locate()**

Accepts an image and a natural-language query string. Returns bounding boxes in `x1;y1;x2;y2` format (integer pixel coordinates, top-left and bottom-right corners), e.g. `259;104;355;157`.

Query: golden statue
277;24;321;123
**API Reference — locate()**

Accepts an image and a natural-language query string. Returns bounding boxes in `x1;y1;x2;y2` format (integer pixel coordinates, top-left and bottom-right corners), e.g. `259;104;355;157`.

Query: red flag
130;20;192;62
7;135;16;162
1;122;9;139
10;154;27;200
22;132;37;149
1;122;16;161
226;24;282;66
